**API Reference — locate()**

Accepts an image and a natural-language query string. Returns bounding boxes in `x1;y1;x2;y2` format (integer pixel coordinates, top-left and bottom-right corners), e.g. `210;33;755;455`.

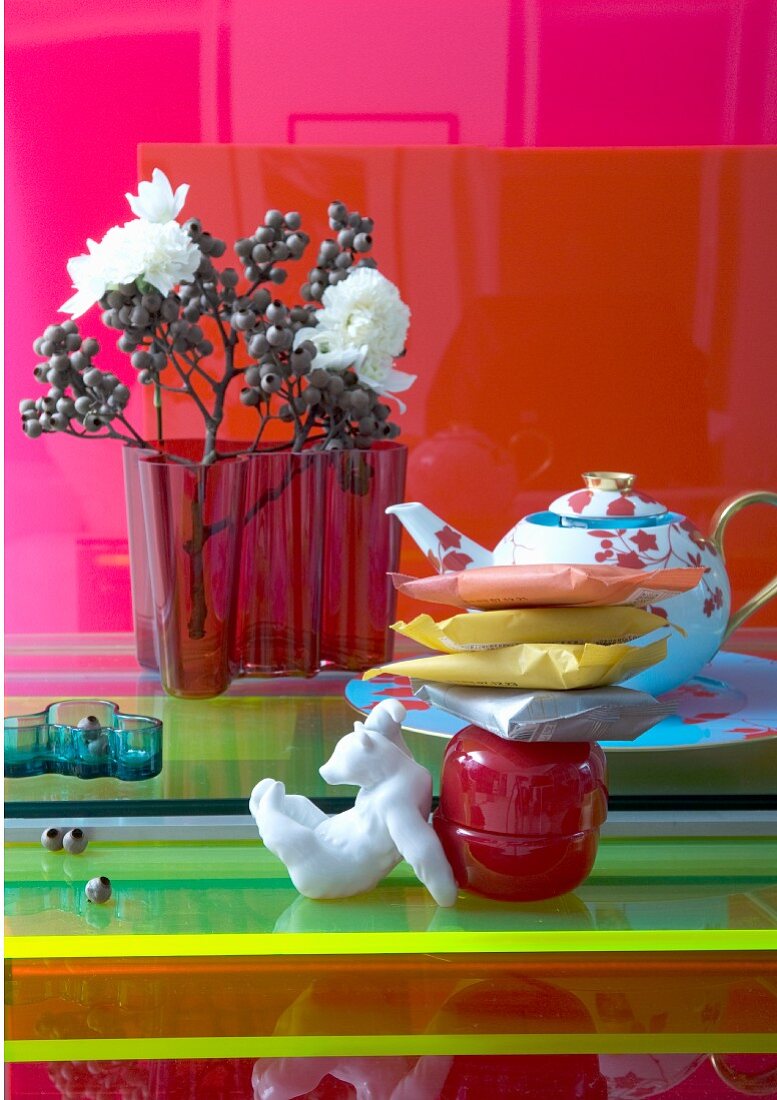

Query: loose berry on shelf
41;827;64;851
85;876;112;904
63;828;89;854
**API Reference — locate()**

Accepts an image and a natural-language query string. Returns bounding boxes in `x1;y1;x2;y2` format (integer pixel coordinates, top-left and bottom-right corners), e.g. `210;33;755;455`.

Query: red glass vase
434;726;608;901
122;444;159;670
230;447;328;677
321;441;407;670
139;452;247;698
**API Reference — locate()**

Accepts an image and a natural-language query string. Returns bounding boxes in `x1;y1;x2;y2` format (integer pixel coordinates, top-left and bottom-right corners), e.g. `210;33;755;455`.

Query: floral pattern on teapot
386;472;777;695
426;525;476;574
585;522;723;620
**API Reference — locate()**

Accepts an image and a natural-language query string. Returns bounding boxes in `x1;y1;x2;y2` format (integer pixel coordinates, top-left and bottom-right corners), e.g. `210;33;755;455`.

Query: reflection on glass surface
6;1054;777;1098
5;836;777;1054
5;838;777;942
5;631;777;814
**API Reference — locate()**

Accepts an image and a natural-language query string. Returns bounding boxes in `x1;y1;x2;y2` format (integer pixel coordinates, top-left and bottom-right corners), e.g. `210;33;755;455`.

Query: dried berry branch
22;200;404;476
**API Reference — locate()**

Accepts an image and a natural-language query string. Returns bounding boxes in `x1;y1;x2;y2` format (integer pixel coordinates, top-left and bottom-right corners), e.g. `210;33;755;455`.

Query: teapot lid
550;472;667;520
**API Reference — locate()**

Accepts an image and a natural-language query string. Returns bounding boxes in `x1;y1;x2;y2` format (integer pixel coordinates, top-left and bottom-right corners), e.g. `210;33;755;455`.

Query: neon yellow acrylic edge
5;928;777;960
6;1033;777;1064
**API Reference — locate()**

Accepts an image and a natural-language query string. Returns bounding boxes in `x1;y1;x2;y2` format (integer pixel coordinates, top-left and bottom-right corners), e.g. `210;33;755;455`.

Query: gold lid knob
582;471;636;492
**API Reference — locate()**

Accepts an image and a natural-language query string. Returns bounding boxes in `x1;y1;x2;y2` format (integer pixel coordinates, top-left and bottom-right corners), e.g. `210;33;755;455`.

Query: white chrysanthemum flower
59;168;198;317
58;238;115;320
59;220;200;317
117;219;202;295
126;168;189;224
294;268;414;408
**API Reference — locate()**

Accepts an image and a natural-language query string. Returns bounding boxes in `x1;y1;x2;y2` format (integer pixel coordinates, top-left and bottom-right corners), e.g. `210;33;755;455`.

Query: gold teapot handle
710;491;777;642
710;1054;777;1095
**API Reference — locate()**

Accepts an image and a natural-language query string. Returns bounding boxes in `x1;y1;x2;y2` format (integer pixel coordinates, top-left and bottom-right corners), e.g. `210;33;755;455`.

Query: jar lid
550;472;667;520
439;727;608;837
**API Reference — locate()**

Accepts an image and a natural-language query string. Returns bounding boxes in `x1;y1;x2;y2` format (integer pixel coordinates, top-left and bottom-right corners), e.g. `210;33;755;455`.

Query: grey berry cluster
100;281;215;386
183;216;227;261
21;323;130;438
234;209;309;285
276;365;400;450
301;201;376;302
22;199;405;462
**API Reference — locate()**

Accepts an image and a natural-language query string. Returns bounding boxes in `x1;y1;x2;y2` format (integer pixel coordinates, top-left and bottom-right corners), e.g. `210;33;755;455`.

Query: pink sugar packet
390;563;704;610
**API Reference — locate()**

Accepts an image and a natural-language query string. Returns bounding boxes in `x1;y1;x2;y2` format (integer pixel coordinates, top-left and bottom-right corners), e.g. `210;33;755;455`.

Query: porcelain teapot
387;472;777;695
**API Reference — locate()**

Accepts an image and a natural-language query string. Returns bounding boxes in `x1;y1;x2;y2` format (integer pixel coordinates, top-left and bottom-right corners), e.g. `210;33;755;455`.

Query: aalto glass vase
230;447;328;677
122;444;159;671
140;452;247;698
321;441;408;670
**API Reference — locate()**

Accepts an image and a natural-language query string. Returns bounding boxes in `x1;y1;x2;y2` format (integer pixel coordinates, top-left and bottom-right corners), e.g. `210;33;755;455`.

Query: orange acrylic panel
7;952;776;1043
139;145;777;629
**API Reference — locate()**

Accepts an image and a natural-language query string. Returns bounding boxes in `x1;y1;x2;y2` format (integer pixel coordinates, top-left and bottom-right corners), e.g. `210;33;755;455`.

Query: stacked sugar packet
362;562;704;742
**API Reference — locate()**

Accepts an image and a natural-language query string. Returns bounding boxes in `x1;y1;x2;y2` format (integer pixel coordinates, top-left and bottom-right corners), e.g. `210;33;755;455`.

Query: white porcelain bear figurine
249;699;457;907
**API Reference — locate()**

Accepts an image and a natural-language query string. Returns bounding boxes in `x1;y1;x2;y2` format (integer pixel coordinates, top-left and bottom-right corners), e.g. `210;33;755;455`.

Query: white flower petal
292;327;318;348
66;254;95;283
59;286;102;318
142;269;176;296
125;192;144;220
126;168;188;223
172;183;189;218
382;367;417;393
315;345;368;372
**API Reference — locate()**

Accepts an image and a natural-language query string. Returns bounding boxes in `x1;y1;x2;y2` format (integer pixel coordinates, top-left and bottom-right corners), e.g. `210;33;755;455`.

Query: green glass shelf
4;693;362;815
6;636;777;1064
7;833;777;1063
7;693;777;819
6;631;777;817
6;835;777;959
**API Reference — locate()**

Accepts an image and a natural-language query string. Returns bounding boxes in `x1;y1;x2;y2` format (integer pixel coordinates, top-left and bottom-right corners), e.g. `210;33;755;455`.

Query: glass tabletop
6;835;777;956
6;640;777;1066
5;631;777;818
6;833;777;1060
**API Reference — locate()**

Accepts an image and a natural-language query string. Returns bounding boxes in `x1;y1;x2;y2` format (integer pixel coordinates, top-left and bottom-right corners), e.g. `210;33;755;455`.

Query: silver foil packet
411;681;675;743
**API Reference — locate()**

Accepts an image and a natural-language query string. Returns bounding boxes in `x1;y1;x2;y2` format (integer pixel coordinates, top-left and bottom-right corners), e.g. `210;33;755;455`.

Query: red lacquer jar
433;726;608;901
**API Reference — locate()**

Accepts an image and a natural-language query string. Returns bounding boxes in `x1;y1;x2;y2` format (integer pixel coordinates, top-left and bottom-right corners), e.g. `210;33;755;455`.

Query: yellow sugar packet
392;606;667;654
364;634;668;691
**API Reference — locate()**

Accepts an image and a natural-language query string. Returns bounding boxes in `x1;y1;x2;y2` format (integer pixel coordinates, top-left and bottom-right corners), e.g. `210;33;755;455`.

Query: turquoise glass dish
4;699;162;781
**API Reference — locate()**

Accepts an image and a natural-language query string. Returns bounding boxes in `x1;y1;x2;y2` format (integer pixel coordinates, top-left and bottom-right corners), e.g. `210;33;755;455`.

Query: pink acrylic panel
5;0;777;635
